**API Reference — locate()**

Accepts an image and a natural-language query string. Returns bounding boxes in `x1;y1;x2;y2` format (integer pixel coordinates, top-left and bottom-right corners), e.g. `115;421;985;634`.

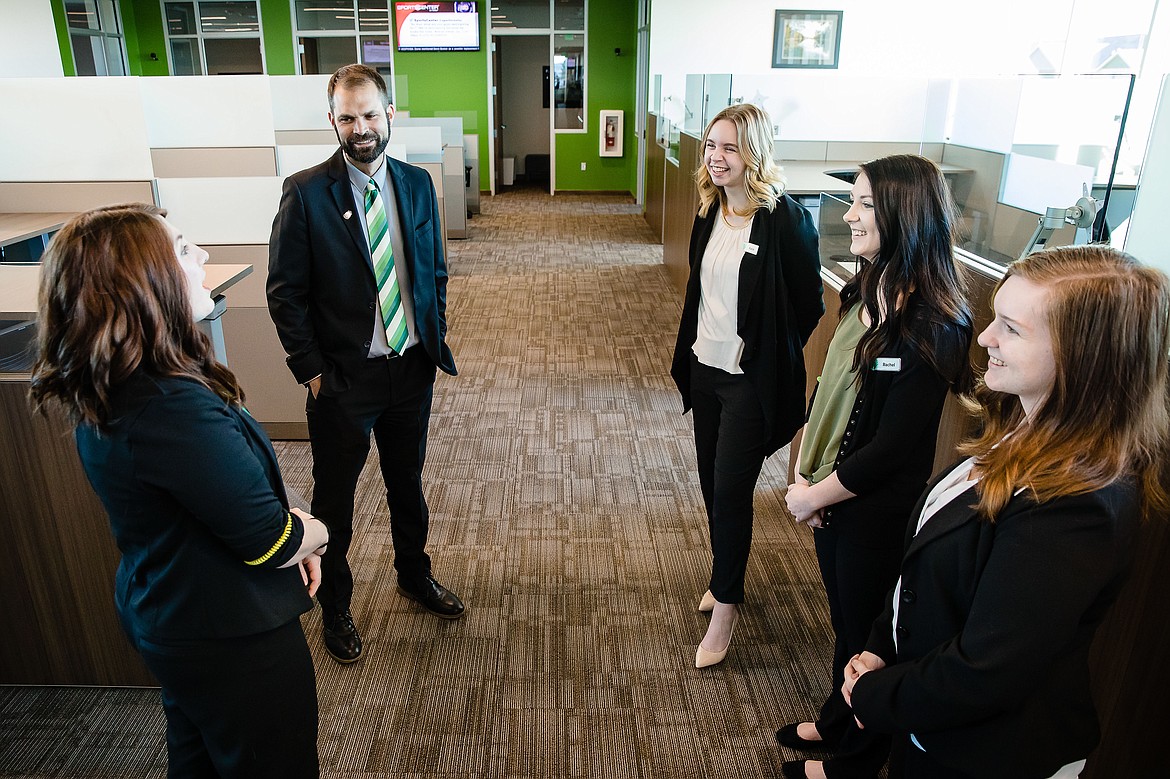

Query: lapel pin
343;210;353;220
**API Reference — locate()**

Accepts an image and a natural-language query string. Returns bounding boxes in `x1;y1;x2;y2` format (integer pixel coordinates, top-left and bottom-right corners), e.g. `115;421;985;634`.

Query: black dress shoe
780;760;807;779
776;722;834;752
397;575;466;619
322;610;363;664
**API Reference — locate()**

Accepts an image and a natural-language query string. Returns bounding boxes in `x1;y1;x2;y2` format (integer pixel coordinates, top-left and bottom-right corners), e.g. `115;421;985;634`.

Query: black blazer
76;373;313;644
819;301;971;545
267;149;457;392
851;465;1140;778
671;194;824;455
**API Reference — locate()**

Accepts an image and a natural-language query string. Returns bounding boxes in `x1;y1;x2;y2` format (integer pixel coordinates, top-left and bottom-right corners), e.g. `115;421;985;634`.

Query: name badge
873;357;902;372
743;242;759;255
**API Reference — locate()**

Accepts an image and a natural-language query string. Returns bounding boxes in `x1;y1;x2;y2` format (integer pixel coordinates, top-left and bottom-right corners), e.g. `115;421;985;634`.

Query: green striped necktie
364;178;408;354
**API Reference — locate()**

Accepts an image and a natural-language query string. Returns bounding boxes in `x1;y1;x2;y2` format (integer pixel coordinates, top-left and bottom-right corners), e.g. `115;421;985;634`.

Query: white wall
649;0;1076;118
0;0;64;77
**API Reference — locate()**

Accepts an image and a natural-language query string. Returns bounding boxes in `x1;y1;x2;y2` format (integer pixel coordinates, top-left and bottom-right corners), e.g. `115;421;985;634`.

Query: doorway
493;35;551;192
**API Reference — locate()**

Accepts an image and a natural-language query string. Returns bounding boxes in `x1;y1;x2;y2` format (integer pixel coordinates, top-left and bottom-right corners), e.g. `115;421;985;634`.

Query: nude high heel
697;590;716;613
695;608;739;668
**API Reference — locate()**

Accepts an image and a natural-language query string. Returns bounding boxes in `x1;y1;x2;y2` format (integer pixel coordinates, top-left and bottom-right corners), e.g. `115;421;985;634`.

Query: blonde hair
961;245;1170;521
694;103;786;218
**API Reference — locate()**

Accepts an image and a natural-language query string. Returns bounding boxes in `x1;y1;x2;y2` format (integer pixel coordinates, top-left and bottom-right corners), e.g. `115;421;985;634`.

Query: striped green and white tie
364;178;408;353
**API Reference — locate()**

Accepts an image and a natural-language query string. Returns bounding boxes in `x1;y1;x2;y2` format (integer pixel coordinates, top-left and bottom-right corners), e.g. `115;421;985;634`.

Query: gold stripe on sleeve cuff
245;513;294;566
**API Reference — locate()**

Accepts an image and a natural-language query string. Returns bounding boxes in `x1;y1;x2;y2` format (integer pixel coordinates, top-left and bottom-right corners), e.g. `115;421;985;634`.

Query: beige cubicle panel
204;244;308;440
151;147;278;178
0;181;157;212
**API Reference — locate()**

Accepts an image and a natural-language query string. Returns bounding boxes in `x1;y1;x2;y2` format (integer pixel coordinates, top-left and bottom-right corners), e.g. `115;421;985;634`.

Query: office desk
0;212;75;261
0;263;252;686
0;212;74;247
0;263;252;319
1;264;252;368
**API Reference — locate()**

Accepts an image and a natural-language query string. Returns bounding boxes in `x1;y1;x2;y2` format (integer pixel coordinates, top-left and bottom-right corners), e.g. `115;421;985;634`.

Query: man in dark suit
267;64;463;665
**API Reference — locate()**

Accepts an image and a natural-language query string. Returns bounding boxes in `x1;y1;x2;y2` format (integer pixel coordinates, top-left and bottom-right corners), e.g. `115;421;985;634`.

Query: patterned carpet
0;188;838;778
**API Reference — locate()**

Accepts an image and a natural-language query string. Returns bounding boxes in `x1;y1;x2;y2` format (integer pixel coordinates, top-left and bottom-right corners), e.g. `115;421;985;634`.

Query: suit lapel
386;156;416;261
328;149;376;274
903;483;980;561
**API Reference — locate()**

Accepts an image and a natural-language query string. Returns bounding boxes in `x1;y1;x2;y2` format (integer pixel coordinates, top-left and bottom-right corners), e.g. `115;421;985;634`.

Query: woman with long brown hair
31;204;329;778
671;103;824;668
777;155;974;779
841;245;1170;778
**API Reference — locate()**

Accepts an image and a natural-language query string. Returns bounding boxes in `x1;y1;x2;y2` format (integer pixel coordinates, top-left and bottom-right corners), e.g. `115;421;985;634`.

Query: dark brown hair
30;203;243;428
839;154;974;391
961;245;1170;521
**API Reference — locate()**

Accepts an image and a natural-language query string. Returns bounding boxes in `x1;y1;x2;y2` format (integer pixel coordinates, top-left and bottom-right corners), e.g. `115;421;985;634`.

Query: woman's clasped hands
785;477;824;528
841;650;886;728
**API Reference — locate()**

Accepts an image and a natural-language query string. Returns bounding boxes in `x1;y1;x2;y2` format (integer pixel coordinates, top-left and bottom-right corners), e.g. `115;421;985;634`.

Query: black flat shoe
397;574;466;619
322;610;363;664
780;760;807;779
776;722;833;752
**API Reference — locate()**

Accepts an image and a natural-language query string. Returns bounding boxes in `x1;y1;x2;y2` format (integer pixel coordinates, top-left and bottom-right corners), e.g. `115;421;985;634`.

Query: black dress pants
135;620;319;778
306;346;437;617
689;355;771;604
813;523;903;778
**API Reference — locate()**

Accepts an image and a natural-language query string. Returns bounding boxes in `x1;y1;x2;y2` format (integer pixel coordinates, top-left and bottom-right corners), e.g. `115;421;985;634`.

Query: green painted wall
553;0;638;193
124;0;169;76
50;0;76;76
260;1;295;75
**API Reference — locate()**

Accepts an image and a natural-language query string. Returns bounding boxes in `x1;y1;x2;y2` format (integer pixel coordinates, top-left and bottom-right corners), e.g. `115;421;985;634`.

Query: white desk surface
0;263;252;320
0;212;76;248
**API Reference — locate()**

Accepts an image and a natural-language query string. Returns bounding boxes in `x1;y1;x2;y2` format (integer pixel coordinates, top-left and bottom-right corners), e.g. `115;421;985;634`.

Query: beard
340;128;390;164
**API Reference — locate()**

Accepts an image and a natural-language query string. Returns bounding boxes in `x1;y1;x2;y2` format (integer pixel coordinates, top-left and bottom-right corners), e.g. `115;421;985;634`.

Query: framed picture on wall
772;10;843;69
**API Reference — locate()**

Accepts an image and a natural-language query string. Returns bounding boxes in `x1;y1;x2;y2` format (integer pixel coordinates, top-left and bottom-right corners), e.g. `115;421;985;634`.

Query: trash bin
502;157;515;186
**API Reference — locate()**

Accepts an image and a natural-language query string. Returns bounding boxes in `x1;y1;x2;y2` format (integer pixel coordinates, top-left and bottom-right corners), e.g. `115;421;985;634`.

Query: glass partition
553;34;585;130
724;73;1134;267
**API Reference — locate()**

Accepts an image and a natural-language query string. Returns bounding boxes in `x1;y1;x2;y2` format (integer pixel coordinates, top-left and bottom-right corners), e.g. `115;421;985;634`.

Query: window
66;0;128;76
163;1;265;75
489;1;586;131
293;1;392;78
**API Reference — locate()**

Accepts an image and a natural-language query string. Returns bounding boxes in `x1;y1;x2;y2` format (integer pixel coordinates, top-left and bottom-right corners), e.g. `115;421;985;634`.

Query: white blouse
692;213;754;374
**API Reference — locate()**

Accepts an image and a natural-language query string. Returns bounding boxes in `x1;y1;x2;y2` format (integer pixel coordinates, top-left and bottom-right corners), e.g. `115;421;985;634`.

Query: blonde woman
671;103;824;667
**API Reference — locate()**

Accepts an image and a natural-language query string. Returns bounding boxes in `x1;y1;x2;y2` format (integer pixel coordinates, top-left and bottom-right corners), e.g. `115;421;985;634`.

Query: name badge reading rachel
873;357;902;372
743;242;759;255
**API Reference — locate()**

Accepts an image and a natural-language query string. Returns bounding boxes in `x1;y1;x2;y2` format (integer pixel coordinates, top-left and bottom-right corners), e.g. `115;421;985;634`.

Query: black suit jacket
671;194;824;455
267;149;456;391
852;464;1139;778
76;373;313;644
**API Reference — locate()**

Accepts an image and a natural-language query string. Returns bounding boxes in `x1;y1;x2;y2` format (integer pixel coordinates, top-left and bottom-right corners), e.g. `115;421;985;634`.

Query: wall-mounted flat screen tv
395;2;480;52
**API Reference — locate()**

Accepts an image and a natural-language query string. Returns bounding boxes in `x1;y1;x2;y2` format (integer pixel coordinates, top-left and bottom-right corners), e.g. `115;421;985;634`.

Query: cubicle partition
0;74;460;440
